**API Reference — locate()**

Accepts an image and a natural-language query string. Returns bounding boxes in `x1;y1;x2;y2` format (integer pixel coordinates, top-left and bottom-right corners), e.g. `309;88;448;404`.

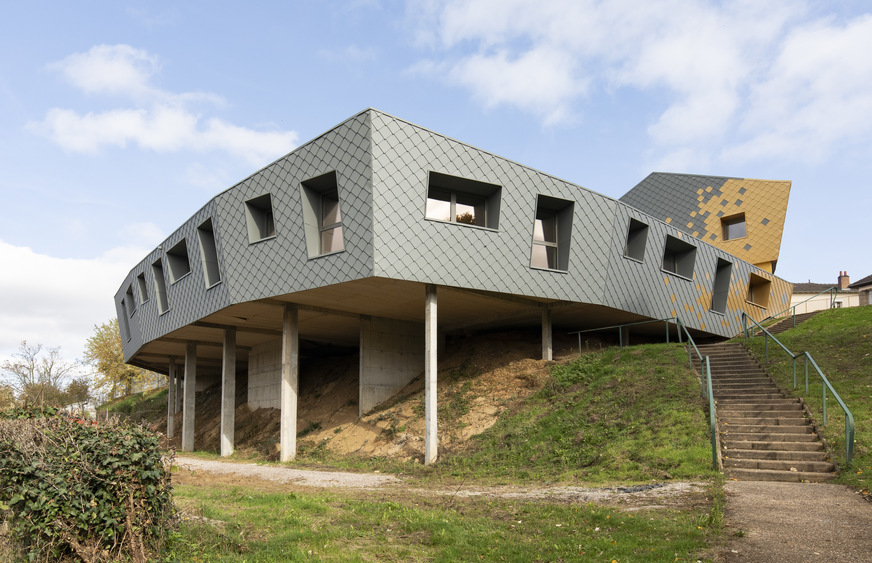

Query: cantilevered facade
115;109;792;462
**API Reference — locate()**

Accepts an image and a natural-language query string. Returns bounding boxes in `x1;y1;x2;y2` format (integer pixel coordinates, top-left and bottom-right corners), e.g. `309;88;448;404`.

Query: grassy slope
744;306;872;490
439;343;716;484
110;342;723;560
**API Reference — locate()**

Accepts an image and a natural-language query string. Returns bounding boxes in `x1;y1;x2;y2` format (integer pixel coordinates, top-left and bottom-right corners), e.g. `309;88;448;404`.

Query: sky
1;0;871;367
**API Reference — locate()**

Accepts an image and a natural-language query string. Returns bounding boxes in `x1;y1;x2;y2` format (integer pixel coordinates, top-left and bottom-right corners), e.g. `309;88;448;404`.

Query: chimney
838;271;850;289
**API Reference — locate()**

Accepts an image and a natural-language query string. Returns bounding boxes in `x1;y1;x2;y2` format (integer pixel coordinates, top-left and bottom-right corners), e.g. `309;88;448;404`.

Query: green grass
168;483;718;562
100;387;168;421
438;343;717;484
744;307;872;490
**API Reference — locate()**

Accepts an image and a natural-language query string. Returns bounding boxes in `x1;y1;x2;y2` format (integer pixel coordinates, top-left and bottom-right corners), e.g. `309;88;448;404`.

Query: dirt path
173;455;708;509
720;481;872;562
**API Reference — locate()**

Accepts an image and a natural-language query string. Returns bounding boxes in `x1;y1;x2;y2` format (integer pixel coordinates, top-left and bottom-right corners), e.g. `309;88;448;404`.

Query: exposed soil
155;330;588;462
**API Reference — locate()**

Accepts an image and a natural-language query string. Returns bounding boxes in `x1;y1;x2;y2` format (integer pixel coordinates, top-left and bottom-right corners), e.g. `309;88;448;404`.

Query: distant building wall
359;317;424;415
247;338;282;409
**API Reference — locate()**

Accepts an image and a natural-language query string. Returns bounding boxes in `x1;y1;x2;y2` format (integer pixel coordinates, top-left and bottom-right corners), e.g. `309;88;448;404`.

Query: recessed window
662;235;697;279
197;218;222;288
710;258;733;314
244;194;276;243
530;195;573;271
746;273;771;308
136;273;149;305
152;259;170;314
624;218;648;262
166;239;191;284
119;300;131;341
301;171;346;257
722;213;746;240
124;285;136;317
425;172;501;229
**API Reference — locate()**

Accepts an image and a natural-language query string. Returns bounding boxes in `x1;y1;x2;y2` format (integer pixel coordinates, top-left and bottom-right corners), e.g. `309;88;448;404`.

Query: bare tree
0;341;78;407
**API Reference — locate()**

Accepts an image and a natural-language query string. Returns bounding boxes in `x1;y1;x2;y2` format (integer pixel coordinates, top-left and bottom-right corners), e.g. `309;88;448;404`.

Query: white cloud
409;1;872;167
723;13;872;163
0;239;153;365
30;45;297;166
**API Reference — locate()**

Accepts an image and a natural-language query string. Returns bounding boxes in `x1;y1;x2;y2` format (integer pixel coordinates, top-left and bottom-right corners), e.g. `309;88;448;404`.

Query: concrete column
174;365;182;413
280;305;299;462
424;284;438;465
220;328;237;457
166;358;176;439
181;342;197;452
541;306;553;361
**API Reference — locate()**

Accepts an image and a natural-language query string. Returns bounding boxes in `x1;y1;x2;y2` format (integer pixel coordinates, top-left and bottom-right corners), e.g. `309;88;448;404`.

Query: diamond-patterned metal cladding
620;173;791;273
116;109;792;363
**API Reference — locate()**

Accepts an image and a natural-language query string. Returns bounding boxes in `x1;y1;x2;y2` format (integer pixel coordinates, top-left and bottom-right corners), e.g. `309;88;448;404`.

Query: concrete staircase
764;311;821;335
698;342;836;482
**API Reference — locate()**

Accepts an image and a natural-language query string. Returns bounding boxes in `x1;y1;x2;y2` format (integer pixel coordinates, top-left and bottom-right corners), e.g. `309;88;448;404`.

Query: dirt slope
155;330;585;461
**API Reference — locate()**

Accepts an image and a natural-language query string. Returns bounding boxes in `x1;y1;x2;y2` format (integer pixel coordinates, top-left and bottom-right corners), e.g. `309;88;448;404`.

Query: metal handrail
742;312;855;465
569;317;680;351
769;287;839;328
675;317;719;470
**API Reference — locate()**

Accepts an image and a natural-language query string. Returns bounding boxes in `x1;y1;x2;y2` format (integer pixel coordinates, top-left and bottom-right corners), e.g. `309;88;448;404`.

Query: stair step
722;432;819;441
719;424;813;434
725;468;835;482
715;393;785;400
723;458;836;473
722;440;824;452
719;416;809;426
724;449;828;461
717;408;805;418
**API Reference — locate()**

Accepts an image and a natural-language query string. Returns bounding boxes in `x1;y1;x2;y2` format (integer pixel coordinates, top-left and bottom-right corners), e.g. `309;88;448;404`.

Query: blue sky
2;0;871;364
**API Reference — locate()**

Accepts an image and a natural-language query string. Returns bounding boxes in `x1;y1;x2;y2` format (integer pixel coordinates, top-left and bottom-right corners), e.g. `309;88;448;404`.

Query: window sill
660;268;693;282
309;249;345;260
622;255;644;264
744;300;767;310
249;235;277;245
708;309;726;317
139;299;150;306
424;217;498;232
158;309;172;317
169;272;192;285
529;265;568;274
206;280;223;290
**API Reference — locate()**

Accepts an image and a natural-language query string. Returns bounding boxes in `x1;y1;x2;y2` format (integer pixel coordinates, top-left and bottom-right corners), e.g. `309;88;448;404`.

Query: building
790;271;859;313
849;273;872;306
114;109;793;463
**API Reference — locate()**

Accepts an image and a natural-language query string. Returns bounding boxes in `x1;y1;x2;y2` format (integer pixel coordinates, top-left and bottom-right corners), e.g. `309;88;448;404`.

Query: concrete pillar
424;284;438;465
166;358;176;439
280;305;299;462
181;342;197;452
174;364;182;413
220;328;236;457
541;306;553;361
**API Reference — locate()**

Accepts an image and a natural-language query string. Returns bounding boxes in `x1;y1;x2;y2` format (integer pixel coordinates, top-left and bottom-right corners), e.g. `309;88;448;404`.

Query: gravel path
174;456;402;488
721;480;872;562
173;455;706;508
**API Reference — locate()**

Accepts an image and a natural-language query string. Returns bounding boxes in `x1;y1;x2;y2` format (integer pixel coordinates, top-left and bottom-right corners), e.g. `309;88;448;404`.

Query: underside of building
115;109;793;463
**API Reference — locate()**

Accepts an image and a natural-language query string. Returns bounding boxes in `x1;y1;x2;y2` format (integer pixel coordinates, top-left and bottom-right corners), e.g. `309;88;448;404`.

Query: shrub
0;407;173;562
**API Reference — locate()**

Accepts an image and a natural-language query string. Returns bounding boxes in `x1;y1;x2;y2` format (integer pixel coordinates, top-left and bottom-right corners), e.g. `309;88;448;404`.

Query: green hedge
0;407;173;562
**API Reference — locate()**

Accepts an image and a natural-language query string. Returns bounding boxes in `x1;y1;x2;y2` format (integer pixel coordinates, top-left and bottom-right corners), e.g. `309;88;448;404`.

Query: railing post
618;328;623;348
792;357;796;389
742;313;748;341
804;355;809;395
765;334;769;362
822;385;827;426
665;320;669;344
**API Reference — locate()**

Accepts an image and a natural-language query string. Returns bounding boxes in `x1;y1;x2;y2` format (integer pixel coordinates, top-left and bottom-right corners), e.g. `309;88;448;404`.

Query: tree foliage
0;341;77;407
84;319;163;400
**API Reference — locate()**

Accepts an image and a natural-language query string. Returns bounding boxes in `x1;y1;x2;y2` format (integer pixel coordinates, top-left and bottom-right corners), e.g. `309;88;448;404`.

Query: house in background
790;271;859;313
849;273;872;306
114;109;793;463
